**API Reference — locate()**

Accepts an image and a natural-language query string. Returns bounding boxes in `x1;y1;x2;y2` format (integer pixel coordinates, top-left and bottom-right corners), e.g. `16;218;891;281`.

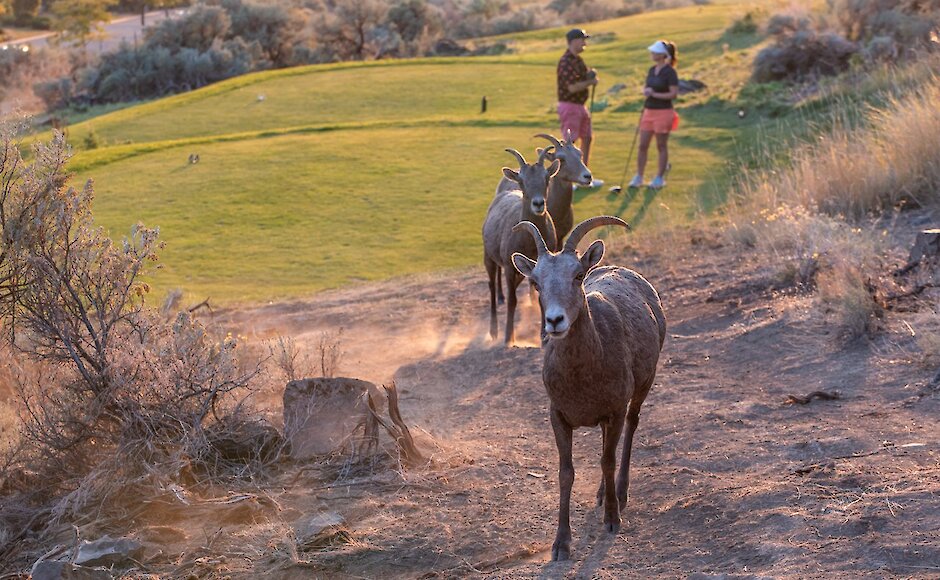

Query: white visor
648;40;670;55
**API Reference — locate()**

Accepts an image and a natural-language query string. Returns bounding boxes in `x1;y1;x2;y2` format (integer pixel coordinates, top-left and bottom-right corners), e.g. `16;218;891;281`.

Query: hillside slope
52;1;764;302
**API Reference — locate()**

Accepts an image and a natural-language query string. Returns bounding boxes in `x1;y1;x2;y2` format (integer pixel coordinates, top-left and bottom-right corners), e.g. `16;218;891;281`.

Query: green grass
54;0;773;303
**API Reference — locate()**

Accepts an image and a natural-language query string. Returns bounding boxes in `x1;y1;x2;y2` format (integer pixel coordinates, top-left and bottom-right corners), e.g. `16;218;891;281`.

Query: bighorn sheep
491;132;591;303
511;216;666;561
534;131;592;247
482;148;560;344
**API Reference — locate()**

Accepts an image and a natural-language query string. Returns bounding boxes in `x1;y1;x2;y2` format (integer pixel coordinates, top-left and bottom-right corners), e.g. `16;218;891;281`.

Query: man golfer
557;28;602;188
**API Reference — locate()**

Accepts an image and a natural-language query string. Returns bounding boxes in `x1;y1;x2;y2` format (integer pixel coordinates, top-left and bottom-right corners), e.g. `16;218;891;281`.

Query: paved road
2;9;187;55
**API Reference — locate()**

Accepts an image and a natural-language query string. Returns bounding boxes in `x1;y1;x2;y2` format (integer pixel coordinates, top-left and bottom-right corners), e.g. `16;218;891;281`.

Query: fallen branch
366;382;425;466
784;391;841;405
188;297;212;314
883;283;939;302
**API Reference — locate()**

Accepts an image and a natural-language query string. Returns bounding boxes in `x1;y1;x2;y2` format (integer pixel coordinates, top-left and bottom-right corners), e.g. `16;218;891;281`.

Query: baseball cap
566;29;590;42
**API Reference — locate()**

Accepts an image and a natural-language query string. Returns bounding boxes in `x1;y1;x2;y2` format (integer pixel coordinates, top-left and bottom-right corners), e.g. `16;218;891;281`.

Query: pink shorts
640;108;678;134
557;101;592;142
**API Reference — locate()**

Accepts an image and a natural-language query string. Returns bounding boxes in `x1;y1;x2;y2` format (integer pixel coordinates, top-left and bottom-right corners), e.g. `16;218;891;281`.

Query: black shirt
644;64;678;110
557;50;589;104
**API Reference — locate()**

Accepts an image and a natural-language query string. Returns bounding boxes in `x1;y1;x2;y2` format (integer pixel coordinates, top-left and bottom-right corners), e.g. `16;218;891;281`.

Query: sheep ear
548;159;561;178
512;252;537;277
580;239;605;271
503;167;521;183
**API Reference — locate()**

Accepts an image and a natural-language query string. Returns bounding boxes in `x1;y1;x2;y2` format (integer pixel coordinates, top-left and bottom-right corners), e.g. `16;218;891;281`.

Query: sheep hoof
604;518;621;534
551;542;570;561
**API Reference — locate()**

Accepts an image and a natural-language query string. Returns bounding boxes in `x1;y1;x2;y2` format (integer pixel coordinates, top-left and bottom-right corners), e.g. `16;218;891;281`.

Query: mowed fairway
61;1;763;302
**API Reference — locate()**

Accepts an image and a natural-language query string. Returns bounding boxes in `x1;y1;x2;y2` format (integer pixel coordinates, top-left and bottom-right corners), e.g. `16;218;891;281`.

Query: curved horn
536;145;555;167
512;220;550;257
534;133;563;150
505;148;527;168
563;216;630;253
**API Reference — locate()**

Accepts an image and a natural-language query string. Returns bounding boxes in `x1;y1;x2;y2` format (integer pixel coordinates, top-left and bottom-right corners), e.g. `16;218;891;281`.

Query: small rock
678;79;707;94
31;560;111;580
294;512;349;549
74;535;144;568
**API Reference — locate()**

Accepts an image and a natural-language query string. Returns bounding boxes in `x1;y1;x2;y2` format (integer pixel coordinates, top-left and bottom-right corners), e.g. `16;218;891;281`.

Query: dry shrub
268;334;308;383
268;328;344;384
316;328;344;378
915;326;940;367
0;122;272;561
817;261;882;338
753;11;858;83
727;202;887;337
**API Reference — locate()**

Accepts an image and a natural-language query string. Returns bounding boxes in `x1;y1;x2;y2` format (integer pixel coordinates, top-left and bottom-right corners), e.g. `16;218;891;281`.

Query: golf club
609;109;644;194
588;84;596;123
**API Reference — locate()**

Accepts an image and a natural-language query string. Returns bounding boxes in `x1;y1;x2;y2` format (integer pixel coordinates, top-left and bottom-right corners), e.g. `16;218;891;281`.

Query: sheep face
540;144;591;187
535;132;592;186
502;159;560;217
512;240;605;339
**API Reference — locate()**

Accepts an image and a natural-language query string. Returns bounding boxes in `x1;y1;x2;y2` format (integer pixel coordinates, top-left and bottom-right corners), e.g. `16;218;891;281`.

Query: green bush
727;12;758;34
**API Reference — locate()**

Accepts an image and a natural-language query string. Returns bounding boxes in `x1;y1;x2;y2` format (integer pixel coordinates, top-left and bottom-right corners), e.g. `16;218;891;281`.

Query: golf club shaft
588;84;595;122
616;109;644;189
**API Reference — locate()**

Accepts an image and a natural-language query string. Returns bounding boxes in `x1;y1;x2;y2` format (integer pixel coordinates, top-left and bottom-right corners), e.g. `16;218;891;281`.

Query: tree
387;0;442;42
50;0;112;48
316;0;389;60
11;0;40;26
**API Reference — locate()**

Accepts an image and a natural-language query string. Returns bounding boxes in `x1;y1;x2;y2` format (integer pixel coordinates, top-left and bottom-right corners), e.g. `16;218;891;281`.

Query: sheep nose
546;314;565;328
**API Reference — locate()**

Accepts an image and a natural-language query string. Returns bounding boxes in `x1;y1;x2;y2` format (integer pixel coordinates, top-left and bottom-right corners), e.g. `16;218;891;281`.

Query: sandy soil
10;217;937;579
183;218;939;579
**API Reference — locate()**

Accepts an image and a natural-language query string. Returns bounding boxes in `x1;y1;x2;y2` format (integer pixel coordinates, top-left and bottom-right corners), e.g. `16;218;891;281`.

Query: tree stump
907;229;940;269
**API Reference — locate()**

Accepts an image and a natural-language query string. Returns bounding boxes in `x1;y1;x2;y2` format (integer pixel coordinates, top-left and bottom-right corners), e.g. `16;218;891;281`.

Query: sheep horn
534;133;563;150
536;145;556;167
512;220;550;257
505;148;527;168
564;216;630;253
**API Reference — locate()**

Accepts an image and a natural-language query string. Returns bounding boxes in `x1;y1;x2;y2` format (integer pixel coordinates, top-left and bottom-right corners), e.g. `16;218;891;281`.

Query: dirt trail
157;229;939;578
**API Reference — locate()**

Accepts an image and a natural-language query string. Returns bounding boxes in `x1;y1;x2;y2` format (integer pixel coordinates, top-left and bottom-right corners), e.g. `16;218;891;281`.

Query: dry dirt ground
12;217;939;578
190;217;938;579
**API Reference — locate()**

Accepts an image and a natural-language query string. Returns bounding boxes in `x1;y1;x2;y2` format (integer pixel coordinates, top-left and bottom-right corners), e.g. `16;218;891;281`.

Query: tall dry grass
732;75;940;218
724;67;940;337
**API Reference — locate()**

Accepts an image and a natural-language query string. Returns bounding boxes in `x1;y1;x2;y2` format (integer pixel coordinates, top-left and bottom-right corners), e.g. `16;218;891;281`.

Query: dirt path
190;228;940;579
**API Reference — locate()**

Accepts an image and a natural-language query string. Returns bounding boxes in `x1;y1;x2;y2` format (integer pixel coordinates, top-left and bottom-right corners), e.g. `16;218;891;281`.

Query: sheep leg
497;267;505;304
504;269;520;345
595;427;607;506
550;407;574;561
616;402;643;512
601;415;625;533
485;257;499;340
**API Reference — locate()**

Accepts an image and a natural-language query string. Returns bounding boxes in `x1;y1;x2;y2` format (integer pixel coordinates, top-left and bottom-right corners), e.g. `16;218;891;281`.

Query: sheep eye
574;272;585;283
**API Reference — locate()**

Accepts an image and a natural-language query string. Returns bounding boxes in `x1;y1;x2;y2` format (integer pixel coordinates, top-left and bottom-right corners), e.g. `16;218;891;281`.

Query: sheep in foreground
511;216;666;561
483;148;560;344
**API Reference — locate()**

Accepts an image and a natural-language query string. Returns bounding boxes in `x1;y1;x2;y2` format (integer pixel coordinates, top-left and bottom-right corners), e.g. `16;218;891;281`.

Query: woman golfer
629;40;679;189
